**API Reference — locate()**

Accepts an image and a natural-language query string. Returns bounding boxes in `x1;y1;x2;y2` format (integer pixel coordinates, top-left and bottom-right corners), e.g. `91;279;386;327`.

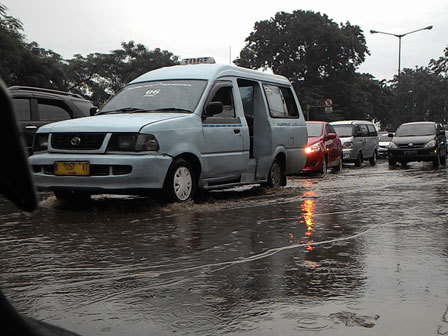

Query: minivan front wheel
163;158;196;202
355;152;363;167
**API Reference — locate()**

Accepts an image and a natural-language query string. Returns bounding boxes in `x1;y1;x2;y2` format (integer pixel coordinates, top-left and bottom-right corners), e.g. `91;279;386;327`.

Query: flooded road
1;160;448;335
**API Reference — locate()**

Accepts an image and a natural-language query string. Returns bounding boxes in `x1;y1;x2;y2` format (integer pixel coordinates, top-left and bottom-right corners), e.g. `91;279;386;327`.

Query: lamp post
370;25;433;78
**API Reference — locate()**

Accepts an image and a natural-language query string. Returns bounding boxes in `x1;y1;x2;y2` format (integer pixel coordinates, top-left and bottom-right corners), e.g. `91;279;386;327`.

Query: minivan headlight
343;142;353;149
424;140;436;148
33;133;49;152
389;141;397;149
108;133;159;152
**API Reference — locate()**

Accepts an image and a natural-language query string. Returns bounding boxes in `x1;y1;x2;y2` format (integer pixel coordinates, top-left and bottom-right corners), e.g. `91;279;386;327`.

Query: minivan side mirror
205;101;223;117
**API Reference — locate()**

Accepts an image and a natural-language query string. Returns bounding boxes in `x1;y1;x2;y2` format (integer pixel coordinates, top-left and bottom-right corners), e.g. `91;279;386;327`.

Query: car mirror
388;133;394;138
90;106;98;116
205;101;223;117
439;129;445;136
327;133;337;140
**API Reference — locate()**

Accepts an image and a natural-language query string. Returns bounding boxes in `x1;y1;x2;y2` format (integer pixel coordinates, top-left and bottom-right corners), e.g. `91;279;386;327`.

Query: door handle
25;125;38;130
234;129;241;134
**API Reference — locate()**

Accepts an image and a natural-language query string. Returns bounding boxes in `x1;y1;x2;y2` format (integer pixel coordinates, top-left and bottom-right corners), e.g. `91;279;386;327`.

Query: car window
306;123;323;137
37;99;71;121
263;84;299;118
71;99;93;117
12;98;31;121
210;86;235;118
395;124;436;136
101;80;207;113
332;125;353;137
367;124;377;136
359;124;369;136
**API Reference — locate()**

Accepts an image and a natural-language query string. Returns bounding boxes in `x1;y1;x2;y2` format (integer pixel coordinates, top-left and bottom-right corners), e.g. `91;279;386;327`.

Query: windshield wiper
96;107;149;115
150;107;192;113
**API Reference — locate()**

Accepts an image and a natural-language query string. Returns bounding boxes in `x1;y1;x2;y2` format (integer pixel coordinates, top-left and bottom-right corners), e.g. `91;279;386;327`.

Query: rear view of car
378;133;392;158
388;121;446;167
302;121;343;174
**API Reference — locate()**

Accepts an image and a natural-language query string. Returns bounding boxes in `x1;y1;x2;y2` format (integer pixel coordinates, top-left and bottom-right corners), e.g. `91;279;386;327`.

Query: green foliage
235;10;378;123
65;41;179;106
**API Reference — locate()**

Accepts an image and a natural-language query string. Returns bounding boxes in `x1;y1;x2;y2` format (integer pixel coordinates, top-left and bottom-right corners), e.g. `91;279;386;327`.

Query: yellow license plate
54;162;90;176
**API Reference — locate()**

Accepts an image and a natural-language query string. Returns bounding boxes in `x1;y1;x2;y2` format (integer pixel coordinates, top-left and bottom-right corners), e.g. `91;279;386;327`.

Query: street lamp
370;25;433;78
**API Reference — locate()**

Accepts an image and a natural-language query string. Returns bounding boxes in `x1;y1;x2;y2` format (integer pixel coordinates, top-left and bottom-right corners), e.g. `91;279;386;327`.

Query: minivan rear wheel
369;151;377;166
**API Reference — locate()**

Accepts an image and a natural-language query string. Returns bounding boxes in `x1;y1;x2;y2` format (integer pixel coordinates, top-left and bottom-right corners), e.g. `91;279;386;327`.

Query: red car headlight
305;143;321;154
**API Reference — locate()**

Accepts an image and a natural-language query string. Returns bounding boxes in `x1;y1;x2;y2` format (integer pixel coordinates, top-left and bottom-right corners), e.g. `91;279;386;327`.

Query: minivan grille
51;133;106;150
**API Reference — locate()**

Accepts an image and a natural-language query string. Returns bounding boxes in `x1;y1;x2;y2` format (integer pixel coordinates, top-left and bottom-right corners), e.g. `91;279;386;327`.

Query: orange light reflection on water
301;199;315;251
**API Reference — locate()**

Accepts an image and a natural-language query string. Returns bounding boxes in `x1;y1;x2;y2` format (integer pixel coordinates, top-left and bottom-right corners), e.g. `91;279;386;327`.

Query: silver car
330;120;379;167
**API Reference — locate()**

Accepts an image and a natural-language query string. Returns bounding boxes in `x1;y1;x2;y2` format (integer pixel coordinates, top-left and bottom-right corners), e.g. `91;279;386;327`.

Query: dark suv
388;121;446;167
8;86;96;154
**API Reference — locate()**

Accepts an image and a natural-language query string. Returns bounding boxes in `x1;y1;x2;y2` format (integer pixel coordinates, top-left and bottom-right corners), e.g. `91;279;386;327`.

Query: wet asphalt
1;159;448;335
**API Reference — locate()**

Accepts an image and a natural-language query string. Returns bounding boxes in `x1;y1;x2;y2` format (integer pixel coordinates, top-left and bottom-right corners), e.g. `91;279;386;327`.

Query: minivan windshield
306;123;323;137
395;124;436;137
100;80;208;114
332;125;353;137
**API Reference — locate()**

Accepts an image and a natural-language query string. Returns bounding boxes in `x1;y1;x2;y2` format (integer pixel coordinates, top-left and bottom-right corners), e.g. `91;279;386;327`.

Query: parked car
8;86;96;154
378;132;392;158
330;120;379;167
302;121;343;174
388;121;446;167
29;59;308;202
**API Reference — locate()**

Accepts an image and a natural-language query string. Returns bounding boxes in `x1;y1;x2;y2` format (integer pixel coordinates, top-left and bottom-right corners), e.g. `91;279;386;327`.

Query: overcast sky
3;0;448;81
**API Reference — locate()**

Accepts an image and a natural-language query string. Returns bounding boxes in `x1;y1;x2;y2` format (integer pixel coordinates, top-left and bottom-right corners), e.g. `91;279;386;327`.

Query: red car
302;121;343;174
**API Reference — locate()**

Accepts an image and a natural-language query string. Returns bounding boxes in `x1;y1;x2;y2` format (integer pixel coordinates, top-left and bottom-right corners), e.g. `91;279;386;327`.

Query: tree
65;41;179;106
235;10;371;120
0;3;25;83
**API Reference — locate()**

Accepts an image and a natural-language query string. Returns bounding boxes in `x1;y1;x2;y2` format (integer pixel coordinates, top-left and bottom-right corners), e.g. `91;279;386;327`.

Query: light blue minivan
29;61;308;202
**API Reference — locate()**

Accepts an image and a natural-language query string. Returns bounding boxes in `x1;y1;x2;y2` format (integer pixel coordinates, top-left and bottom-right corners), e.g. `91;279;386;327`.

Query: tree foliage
65;42;178;106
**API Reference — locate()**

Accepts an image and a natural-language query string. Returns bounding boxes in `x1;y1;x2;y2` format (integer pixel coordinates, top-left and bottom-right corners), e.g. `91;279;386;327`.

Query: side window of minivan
358;124;369;137
210;86;235;118
263;84;299;118
367;124;377;137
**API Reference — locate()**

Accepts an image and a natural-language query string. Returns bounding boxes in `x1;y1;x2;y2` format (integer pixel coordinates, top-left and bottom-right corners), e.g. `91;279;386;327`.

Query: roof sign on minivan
180;57;216;65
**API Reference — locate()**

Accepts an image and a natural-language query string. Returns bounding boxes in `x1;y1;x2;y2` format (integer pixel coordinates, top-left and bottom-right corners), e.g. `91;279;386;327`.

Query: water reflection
301;198;315;251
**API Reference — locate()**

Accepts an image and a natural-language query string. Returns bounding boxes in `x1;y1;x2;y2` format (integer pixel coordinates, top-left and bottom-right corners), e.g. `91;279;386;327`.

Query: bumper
378;148;388;158
302;152;324;172
342;149;356;162
28;152;173;193
388;148;438;162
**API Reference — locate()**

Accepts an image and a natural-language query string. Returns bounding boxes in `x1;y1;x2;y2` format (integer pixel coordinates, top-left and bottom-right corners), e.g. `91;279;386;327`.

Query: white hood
39;113;188;133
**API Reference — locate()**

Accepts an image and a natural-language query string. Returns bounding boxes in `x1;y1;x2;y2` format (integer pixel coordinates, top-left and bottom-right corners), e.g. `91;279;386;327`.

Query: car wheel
163;158;196;202
333;156;343;172
319;157;328;175
267;158;286;187
433;154;440;167
54;190;91;201
388;158;396;167
369;151;377;166
355;152;363;167
440;150;446;165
